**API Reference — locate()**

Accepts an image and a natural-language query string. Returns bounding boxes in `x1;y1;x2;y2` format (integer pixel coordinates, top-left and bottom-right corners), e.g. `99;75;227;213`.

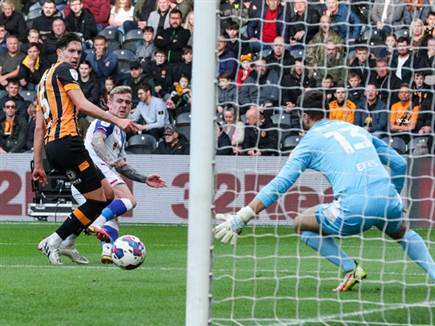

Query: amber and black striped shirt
36;62;81;143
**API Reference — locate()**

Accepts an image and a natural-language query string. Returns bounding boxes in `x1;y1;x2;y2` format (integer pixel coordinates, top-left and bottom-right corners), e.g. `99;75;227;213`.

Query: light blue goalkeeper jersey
256;120;407;218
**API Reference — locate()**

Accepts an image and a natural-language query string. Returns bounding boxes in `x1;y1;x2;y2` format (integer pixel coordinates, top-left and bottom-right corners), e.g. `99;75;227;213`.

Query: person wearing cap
122;61;149;106
129;83;169;140
153;125;189;154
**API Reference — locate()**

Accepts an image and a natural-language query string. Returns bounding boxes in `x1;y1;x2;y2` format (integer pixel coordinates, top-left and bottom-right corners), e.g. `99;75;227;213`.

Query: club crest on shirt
69;69;78;81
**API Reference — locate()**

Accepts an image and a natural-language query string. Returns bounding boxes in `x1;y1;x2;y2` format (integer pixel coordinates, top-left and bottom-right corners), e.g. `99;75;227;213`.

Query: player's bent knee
72;199;108;226
388;221;409;240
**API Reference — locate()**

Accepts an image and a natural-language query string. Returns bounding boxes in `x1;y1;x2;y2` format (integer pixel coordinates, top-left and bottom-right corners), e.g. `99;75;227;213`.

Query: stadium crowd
0;0;434;156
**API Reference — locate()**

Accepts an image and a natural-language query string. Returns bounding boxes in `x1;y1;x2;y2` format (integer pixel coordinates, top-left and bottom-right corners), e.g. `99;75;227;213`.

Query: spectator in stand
147;0;172;36
236;54;252;89
32;0;61;38
223;21;249;57
18;43;48;90
321;74;335;103
0;35;25;88
354;83;388;133
222;106;244;147
347;72;364;103
78;60;100;105
220;0;257;28
99;77;116;111
183;11;194;46
424;11;435;40
389;84;421;140
166;74;191;118
410;19;427;53
369;57;402;105
108;0;136;33
217;72;237;117
25;102;36;151
284;0;320;45
134;0;156;30
391;37;415;83
153;124;189;154
40;18;66;66
217;34;236;78
324;0;361;42
216;122;233;155
416;36;435;75
404;0;431;25
0;24;7;55
136;26;156;63
154;9;191;64
63;0;110;29
238;106;278;156
0;99;26;153
371;0;405;34
0;0;26;42
265;36;295;75
239;58;280;112
170;46;192;85
328;85;357;124
143;49;172;98
123;61;149;106
306;15;344;70
86;35;118;90
247;0;284;53
130;83;169;140
309;39;345;84
21;29;43;53
0;79;27;120
65;0;97;42
412;72;433;107
348;45;376;85
385;33;397;58
281;58;315;108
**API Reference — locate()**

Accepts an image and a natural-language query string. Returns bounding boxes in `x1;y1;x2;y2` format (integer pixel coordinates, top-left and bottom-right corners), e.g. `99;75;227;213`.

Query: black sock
56;216;84;240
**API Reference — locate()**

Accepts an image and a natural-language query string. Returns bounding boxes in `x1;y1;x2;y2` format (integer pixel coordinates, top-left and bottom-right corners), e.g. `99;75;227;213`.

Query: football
112;235;146;270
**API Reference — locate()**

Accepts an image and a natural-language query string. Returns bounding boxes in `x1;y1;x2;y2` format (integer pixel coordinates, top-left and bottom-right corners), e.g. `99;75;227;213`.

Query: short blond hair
109;85;132;100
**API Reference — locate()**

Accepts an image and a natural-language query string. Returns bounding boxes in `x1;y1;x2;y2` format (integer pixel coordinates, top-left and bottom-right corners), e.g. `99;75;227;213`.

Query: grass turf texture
1;223;435;325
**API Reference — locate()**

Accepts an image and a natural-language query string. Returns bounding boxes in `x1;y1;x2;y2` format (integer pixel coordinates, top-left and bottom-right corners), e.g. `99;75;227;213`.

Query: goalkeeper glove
214;206;256;245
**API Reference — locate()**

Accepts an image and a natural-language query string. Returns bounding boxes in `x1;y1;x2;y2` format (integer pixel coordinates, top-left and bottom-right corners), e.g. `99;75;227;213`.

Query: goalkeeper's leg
294;206;360;280
385;220;435;280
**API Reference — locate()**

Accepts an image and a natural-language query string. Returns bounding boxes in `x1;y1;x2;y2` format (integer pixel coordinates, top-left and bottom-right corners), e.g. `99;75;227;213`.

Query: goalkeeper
215;90;435;292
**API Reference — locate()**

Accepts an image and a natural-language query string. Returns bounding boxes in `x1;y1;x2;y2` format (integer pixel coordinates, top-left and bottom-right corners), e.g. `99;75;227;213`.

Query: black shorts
44;136;104;194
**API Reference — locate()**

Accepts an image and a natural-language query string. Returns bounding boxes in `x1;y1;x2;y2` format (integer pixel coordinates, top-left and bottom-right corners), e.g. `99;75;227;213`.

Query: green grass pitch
1;223;435;325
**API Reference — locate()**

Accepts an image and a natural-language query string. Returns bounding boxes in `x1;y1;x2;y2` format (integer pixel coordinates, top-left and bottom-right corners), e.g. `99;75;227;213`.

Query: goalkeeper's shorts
315;198;403;237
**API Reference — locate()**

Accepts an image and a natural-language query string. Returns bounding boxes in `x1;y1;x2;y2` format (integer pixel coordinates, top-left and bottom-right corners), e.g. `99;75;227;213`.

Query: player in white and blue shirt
215;90;435;291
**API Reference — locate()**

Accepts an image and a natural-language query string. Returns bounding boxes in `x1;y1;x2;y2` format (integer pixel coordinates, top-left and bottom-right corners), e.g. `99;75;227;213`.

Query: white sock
104;219;119;233
60;234;77;249
102;242;112;256
47;232;63;248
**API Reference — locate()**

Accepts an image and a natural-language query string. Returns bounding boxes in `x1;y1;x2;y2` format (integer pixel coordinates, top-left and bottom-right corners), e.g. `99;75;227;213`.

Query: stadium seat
126;134;157;154
113;49;138;75
107;40;121;51
19;90;36;103
122;29;144;52
240;114;246;124
394;28;410;39
98;27;121;42
175;112;191;126
385;136;407;155
281;134;301;153
271;112;292;130
408;137;429;156
176;125;191;141
0;89;7;99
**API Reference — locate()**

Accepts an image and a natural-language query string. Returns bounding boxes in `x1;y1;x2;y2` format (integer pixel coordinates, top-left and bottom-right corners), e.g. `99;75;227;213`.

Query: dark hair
79;60;91;68
56;32;82;49
93;35;107;43
356;45;368;52
298;90;325;120
397;36;409;44
138;83;152;93
348;72;361;80
170;9;183;18
43;0;56;5
428;11;435;17
27;42;40;51
218;72;232;80
143;26;154;34
182;46;192;55
399;83;410;89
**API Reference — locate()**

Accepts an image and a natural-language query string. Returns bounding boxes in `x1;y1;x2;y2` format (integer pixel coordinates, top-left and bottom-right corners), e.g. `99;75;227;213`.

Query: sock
98;198;133;224
60;234;77;249
55;215;84;240
47;232;63;248
399;230;435;280
300;231;356;272
102;224;119;244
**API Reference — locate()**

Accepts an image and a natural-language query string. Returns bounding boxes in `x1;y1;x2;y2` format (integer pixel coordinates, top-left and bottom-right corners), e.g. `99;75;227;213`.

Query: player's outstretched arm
32;110;48;186
115;165;166;188
68;89;140;133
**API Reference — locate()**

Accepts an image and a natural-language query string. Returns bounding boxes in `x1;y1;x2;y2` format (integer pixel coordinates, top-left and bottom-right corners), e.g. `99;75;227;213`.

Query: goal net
211;1;435;325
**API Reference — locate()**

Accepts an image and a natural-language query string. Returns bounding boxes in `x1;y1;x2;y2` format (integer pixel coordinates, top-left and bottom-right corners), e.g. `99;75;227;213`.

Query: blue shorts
315;199;403;237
